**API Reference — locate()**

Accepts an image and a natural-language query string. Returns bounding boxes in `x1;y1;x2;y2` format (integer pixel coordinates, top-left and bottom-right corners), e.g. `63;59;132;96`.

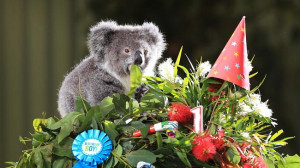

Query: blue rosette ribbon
72;129;113;168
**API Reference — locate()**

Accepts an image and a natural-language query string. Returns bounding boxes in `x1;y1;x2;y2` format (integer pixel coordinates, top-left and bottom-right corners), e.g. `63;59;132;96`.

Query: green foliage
48;112;83;144
104;120;119;144
9;48;297;168
175;150;192;168
278;155;300;168
226;145;241;164
128;65;142;96
125;150;159;166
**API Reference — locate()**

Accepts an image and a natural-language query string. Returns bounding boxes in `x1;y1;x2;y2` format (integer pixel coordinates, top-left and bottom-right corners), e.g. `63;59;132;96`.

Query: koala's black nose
134;51;143;65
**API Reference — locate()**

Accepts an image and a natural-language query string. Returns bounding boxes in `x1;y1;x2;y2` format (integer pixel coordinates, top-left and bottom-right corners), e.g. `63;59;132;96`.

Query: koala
58;21;166;117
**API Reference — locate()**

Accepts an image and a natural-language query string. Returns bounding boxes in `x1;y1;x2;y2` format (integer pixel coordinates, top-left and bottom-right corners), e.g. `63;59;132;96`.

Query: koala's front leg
134;83;149;102
58;91;76;117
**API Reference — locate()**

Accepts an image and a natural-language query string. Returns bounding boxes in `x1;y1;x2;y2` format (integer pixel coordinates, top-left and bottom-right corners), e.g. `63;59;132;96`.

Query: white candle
191;106;204;133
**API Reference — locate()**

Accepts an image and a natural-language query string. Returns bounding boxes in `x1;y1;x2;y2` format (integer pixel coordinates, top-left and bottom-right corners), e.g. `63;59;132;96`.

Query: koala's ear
142;22;166;52
87;21;118;61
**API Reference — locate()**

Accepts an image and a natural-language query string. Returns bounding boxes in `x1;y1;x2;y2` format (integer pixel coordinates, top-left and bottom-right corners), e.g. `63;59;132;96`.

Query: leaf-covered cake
8;17;300;168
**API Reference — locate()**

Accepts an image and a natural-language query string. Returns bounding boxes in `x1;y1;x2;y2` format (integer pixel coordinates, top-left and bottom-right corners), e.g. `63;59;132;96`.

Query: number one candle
191;106;203;133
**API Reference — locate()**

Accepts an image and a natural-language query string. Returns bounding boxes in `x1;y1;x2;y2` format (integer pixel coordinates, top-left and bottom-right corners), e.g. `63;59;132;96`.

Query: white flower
158;58;175;82
175;76;183;84
254;101;273;118
271;121;278;126
230;91;243;99
241;132;250;139
248;60;253;72
238;102;253;116
158;58;183;83
248;93;262;107
238;93;273;118
218;114;227;124
242;93;273;118
195;61;211;77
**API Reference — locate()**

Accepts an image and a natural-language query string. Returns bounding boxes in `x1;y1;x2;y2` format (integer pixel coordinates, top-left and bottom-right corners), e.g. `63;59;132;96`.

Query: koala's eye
144;50;148;55
125;49;130;53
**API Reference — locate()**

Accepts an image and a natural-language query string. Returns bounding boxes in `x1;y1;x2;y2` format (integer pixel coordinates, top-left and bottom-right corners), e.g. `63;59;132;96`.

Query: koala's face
105;31;153;76
88;21;166;77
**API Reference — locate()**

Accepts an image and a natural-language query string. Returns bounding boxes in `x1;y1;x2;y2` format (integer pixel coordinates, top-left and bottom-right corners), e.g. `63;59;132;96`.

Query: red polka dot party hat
207;16;250;90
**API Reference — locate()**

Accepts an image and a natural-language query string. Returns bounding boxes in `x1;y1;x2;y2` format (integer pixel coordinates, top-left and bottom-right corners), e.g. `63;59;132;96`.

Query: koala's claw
134;83;149;102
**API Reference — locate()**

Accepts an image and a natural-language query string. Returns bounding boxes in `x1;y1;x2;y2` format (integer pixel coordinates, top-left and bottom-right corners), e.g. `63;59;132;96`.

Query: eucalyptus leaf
174;46;183;79
109;144;123;167
208;124;217;135
126;150;157;166
53;137;74;158
115;144;123;156
76;106;100;133
48;112;83;144
40;144;53;168
97;96;115;121
5;162;17;166
104;120;119;144
175;150;192;168
32;149;44;168
140;125;150;138
140;88;166;108
250;75;266;94
75;97;91;112
32;132;48;142
46;117;56;127
52;157;73;168
32;139;42;148
153;147;172;156
122;140;134;154
156;132;163;149
103;156;114;168
19;136;26;145
130;121;146;130
148;134;156;144
226;145;241;164
113;94;130;115
128;64;142;96
269;129;283;142
91;117;98;129
266;158;275;168
277;154;300;168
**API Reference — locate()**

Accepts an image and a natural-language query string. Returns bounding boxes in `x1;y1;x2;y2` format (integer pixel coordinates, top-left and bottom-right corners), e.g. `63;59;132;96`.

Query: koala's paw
134;83;149;102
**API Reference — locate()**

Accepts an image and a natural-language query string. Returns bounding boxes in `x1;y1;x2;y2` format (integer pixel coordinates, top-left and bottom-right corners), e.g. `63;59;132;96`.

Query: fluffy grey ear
142;22;166;52
87;21;118;61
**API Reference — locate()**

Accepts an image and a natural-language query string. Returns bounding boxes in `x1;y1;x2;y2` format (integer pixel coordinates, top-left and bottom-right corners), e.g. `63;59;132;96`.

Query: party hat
207;16;250;90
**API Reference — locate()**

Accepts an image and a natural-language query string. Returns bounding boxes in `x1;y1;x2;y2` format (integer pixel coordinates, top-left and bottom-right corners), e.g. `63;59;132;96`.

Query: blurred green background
0;0;299;167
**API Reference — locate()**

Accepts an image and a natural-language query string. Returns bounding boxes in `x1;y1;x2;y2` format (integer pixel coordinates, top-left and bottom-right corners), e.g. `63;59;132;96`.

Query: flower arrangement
8;17;300;168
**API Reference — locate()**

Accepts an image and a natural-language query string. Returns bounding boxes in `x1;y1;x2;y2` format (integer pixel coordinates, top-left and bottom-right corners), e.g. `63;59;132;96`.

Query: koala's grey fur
58;21;166;117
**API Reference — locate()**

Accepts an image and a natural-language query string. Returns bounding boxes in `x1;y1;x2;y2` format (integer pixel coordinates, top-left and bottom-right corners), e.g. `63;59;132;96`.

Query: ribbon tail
73;161;97;168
